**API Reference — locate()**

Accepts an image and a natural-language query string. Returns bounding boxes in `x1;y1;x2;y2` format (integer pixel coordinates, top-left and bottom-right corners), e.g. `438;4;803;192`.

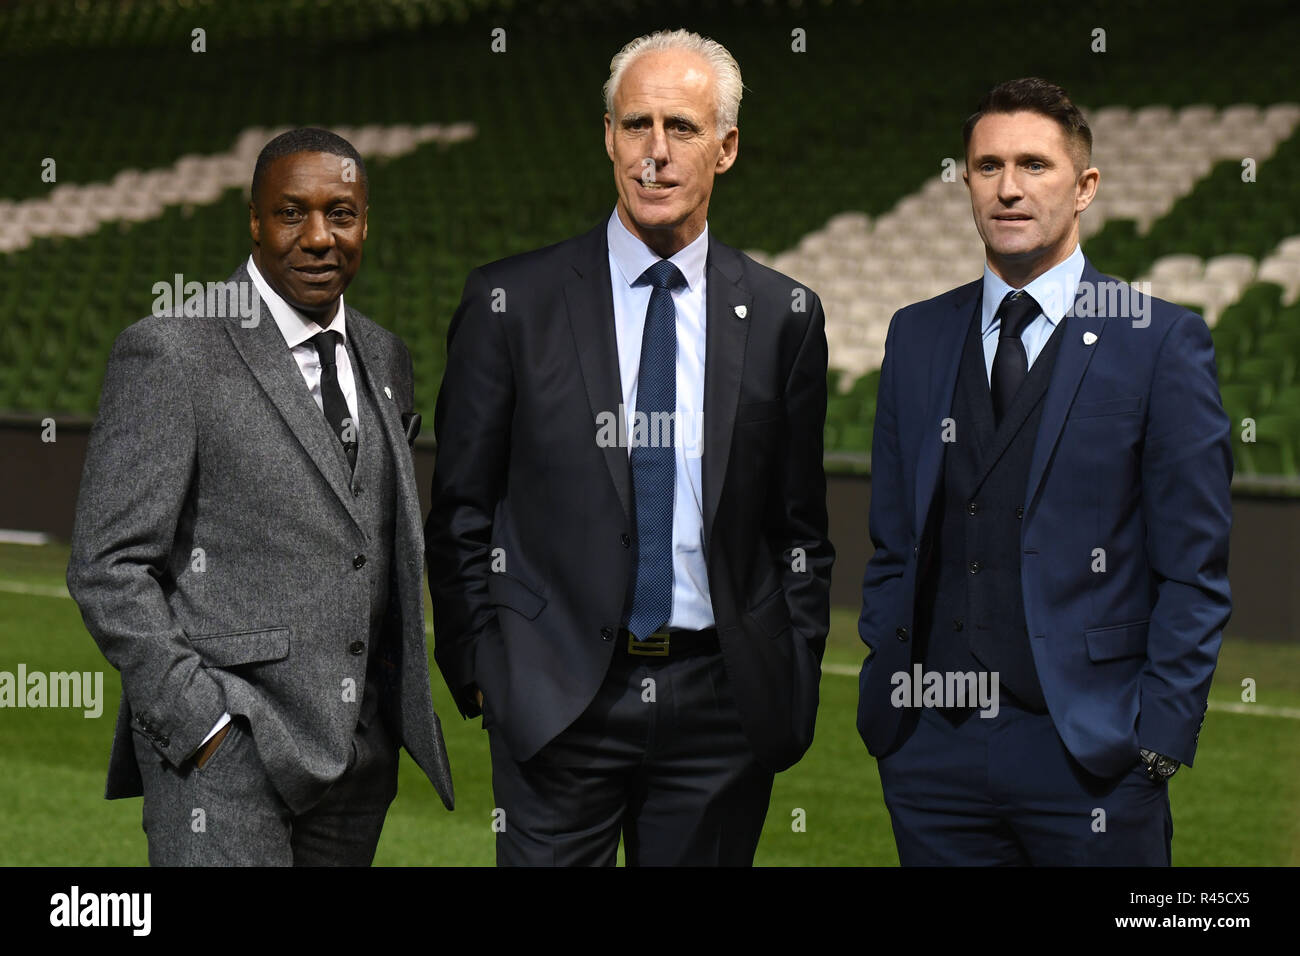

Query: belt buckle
628;630;670;657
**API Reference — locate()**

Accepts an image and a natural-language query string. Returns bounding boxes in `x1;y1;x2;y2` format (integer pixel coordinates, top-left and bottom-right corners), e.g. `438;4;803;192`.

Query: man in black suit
426;28;832;865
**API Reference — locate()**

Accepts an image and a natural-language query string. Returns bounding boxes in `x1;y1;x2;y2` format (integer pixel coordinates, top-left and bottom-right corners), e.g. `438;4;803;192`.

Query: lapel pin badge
384;386;393;400
1082;331;1098;345
734;305;747;319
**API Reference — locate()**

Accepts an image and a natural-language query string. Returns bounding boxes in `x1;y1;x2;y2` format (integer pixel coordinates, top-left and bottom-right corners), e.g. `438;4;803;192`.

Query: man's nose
300;211;334;251
996;167;1024;202
645;123;671;169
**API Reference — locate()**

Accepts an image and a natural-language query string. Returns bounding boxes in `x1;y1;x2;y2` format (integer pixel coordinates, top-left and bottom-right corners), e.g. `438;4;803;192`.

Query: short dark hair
250;127;368;205
962;77;1093;171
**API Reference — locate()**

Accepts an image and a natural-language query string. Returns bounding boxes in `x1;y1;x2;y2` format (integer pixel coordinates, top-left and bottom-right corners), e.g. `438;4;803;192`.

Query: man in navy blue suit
857;77;1232;865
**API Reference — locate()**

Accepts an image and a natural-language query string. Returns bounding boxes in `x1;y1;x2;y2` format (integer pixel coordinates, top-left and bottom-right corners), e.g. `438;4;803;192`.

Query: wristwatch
1139;748;1180;782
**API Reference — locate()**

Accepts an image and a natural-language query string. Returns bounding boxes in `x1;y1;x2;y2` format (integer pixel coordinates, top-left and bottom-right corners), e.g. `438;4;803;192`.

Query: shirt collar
246;254;347;350
606;209;708;292
981;243;1085;335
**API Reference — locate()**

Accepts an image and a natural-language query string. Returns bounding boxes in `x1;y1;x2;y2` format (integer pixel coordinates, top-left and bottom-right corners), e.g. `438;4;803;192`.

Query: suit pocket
1085;620;1149;662
487;572;547;620
736;399;783;425
747;587;792;638
1070;396;1142;419
191;627;291;667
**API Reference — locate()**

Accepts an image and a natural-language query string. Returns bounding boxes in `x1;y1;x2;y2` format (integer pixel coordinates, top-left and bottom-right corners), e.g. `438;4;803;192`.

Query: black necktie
990;290;1041;425
310;330;357;471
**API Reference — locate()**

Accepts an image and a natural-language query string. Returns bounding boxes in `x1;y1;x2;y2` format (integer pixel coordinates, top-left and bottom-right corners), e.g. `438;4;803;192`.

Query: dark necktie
990;290;1042;425
626;259;686;641
310;330;357;471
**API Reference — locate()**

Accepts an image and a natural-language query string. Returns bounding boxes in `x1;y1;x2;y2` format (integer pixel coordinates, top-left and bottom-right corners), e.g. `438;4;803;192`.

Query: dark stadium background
0;0;1296;865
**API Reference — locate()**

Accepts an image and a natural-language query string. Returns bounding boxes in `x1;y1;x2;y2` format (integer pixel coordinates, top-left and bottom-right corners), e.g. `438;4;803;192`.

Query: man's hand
476;689;484;709
193;723;231;769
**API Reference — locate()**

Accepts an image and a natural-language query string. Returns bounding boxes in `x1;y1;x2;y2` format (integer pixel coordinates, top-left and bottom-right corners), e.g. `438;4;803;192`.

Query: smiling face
964;110;1099;287
249;151;368;320
604;48;738;258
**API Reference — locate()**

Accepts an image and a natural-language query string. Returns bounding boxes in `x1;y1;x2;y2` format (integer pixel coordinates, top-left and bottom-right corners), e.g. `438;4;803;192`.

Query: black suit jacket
426;221;833;772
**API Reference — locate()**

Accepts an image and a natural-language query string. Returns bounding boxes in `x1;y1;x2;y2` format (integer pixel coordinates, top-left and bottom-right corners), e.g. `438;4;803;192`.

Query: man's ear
604;113;616;163
714;126;739;175
1075;166;1100;213
362;205;369;242
249;200;261;244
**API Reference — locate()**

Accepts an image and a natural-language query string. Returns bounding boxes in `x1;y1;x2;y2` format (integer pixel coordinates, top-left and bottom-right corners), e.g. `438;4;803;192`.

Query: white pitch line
823;663;1300;719
0;580;70;599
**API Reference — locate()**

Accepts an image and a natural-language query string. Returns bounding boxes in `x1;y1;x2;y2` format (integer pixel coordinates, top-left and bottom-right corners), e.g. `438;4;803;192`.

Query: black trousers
488;646;774;866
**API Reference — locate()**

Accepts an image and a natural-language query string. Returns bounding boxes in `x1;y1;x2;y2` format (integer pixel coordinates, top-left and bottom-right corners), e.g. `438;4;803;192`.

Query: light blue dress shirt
980;244;1086;384
607;210;715;630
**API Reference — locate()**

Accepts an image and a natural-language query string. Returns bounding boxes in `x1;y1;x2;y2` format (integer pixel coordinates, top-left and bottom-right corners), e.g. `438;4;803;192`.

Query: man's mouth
993;214;1031;222
638;179;675;191
293;264;339;279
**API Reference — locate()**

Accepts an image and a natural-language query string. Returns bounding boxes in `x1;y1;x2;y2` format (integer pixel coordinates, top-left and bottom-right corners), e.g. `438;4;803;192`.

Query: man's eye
330;210;355;221
1027;162;1045;171
281;209;301;220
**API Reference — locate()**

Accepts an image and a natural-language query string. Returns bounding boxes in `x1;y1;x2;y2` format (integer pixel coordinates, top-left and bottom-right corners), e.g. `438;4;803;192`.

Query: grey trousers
131;713;398;866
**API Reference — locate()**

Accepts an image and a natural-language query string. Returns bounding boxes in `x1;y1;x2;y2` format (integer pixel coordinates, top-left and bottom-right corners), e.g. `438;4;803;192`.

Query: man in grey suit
67;128;453;866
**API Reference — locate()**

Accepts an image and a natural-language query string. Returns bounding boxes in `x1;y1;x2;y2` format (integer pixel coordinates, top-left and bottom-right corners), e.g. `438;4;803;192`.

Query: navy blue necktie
626;259;686;641
990;290;1041;426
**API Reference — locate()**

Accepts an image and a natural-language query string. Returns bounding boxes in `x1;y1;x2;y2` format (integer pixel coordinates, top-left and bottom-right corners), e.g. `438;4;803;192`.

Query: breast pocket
736;400;783;425
1069;395;1142;419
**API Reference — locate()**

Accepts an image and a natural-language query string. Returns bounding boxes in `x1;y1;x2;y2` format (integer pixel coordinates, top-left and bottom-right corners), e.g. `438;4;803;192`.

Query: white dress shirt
197;257;361;750
980;243;1086;384
606;210;715;630
246;255;359;429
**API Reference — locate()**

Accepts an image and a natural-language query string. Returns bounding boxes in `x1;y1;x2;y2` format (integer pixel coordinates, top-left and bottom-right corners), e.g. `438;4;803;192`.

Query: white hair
603;29;743;139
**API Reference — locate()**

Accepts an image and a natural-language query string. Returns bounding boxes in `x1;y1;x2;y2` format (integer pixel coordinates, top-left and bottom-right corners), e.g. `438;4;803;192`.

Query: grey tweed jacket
67;262;453;814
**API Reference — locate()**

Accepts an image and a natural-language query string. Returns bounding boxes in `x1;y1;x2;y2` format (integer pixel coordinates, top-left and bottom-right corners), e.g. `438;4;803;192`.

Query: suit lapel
347;313;409;482
563;225;634;519
913;280;980;539
222;267;360;526
702;238;751;549
1023;259;1110;518
348;313;425;605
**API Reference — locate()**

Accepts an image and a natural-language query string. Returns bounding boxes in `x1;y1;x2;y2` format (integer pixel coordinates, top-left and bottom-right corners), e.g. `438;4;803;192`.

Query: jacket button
1015;506;1024;519
352;484;363;497
600;627;614;641
895;626;909;641
953;618;964;631
967;500;978;516
968;560;981;574
620;533;631;548
353;554;366;569
158;736;170;748
348;641;365;655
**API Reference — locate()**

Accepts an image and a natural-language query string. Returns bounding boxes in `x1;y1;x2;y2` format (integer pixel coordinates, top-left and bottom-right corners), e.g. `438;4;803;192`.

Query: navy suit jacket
857;257;1233;778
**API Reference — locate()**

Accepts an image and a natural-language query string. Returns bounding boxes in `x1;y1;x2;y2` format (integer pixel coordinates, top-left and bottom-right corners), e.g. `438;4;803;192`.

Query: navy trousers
877;696;1172;866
